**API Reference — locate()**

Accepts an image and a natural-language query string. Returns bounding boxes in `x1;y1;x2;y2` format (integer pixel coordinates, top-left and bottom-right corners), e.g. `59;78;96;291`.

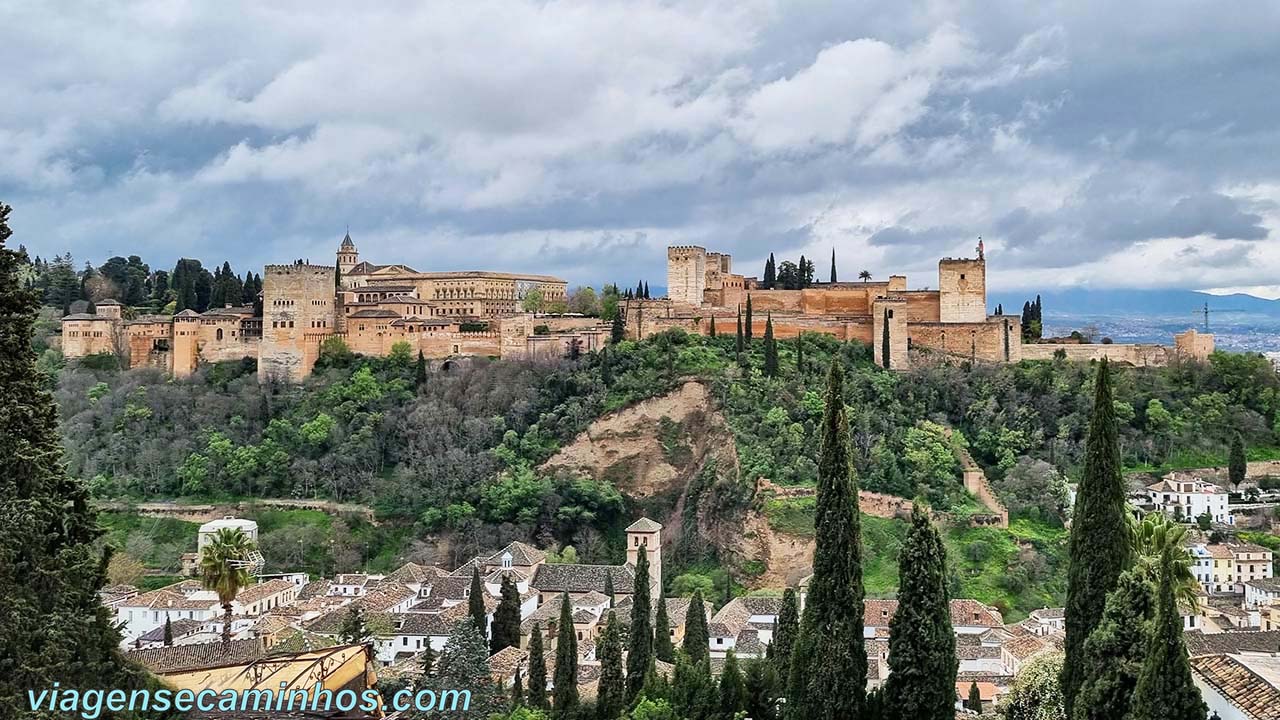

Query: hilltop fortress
629;243;1213;370
59;236;1213;379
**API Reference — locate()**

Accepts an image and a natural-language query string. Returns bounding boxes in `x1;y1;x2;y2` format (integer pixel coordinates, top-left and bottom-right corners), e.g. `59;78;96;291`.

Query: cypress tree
419;641;436;678
469;566;488;637
795;332;804;375
654;597;675;662
490;575;521;654
527;623;548;710
1074;570;1155;720
719;650;747;717
764;253;776;289
744;659;781;720
511;667;524;711
430;620;503;717
881;309;891;369
626;545;654;701
643;281;649;299
1130;546;1206;720
601;347;614;387
967;682;982;713
787;358;866;720
744;295;753;342
611;313;625;344
414;350;428;391
735;309;744;355
882;506;955;720
553;592;579;718
830;249;837;283
604;572;615;607
769;588;798;675
1229;432;1246;491
763;313;779;377
708;315;716;338
1062;358;1132;718
597;611;625;720
163;617;173;646
0;202;155;717
683;590;710;669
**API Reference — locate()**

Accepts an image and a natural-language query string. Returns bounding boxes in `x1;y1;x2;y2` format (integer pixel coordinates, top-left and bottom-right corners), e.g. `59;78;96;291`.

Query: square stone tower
626;517;663;598
667;246;707;307
258;263;337;383
938;258;987;324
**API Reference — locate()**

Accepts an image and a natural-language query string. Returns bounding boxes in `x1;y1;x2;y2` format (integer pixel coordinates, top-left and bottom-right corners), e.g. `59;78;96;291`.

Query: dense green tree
604;573;615;607
669;656;717;720
1062;359;1132;718
763;313;779;377
795;332;804;375
527;624;549;710
743;659;780;720
163;617;173;646
882;506;955;720
682;590;710;669
597;612;625;720
769;588;798;675
415;350;428;390
417;620;502;719
553;592;580;718
627;545;655;701
881;309;890;369
966;682;982;713
829;249;837;284
419;641;436;678
763;253;776;289
718;650;747;719
787;358;866;719
611;314;626;344
744;295;753;342
1074;570;1154;720
708;315;716;338
339;605;372;645
469;566;488;637
1229;432;1246;490
653;598;674;662
735;310;744;355
512;667;525;711
491;575;522;654
0;204;159;719
1005;653;1065;720
1130;546;1207;720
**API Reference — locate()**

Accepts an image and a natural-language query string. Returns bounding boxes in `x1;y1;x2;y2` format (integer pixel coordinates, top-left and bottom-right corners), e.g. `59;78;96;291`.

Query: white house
1245;577;1280;610
114;581;221;644
197;517;259;555
1192;653;1280;720
1146;477;1232;525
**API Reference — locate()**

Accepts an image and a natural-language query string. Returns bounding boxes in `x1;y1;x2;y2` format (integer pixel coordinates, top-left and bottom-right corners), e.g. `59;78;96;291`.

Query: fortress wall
742;290;803;313
900;291;942;323
907;317;1021;363
1021;343;1172;366
61;318;118;358
1174;329;1215;361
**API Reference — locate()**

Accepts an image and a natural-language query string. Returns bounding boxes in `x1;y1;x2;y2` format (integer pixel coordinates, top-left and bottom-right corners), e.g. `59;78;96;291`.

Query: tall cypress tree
419;641;436;678
490;575;521;654
683;590;710;669
469;566;488;637
787;358;866;719
597;611;625;720
744;295;753;342
764;253;776;289
627;545;654;701
708;315;716;338
611;313;625;344
1130;547;1206;720
1075;570;1155;720
654;598;675;662
511;667;524;711
0;202;155;716
882;506;955;720
719;650;747;717
744;659;781;720
553;592;580;718
829;249;837;283
1229;432;1246;491
1062;359;1132;718
967;682;982;713
769;588;798;675
735;309;744;355
763;313;779;377
643;281;649;299
163;617;173;646
526;623;548;710
881;309;891;369
414;350;428;391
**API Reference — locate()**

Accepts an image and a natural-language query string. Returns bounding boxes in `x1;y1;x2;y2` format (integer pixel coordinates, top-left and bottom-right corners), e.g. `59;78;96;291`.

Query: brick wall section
1021;343;1173;366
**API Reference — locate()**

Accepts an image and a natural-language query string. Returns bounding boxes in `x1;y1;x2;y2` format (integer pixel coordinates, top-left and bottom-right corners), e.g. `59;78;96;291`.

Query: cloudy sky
4;1;1280;295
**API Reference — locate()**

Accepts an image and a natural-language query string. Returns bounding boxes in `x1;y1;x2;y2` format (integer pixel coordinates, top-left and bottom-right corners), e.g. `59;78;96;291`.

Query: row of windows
272;321;295;329
66;331;106;338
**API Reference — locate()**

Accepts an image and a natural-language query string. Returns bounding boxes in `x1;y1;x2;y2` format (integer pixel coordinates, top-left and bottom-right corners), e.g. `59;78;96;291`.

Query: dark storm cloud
2;1;1279;290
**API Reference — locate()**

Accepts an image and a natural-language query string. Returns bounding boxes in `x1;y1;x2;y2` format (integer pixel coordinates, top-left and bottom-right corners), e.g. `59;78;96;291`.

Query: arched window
216;328;223;340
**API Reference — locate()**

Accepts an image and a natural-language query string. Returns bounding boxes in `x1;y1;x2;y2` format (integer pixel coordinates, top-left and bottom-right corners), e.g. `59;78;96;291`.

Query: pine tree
683;590;710;669
429;620;503;718
527;623;549;710
1229;432;1246;491
787;358;866;720
719;650;747;717
653;598;675;662
469;566;488;637
763;313;779;377
553;592;579;718
830;249;837;283
414;350;428;391
1062;359;1132;718
882;506;955;720
163;617;173;646
1074;570;1155;720
708;315;716;338
627;545;654;701
491;575;521;654
1130;547;1206;720
597;611;625;720
967;682;982;713
611;313;625;344
744;295;753;342
770;588;798;675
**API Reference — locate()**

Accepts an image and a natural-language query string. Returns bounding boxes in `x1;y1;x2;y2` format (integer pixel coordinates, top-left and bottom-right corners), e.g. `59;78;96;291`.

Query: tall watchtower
336;232;359;286
257;263;336;383
626;517;663;598
938;258;987;324
667;246;707;307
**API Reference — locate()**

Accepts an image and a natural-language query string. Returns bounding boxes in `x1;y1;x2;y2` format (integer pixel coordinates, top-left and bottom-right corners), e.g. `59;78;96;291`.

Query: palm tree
1129;513;1200;611
201;527;256;645
859;270;872;283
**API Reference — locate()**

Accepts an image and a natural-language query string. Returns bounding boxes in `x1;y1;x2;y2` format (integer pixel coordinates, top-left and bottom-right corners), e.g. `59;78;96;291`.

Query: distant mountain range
989;288;1280;318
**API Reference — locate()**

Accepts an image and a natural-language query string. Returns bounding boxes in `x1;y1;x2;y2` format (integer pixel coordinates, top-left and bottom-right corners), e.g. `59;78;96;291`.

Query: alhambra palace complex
60;236;1215;379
